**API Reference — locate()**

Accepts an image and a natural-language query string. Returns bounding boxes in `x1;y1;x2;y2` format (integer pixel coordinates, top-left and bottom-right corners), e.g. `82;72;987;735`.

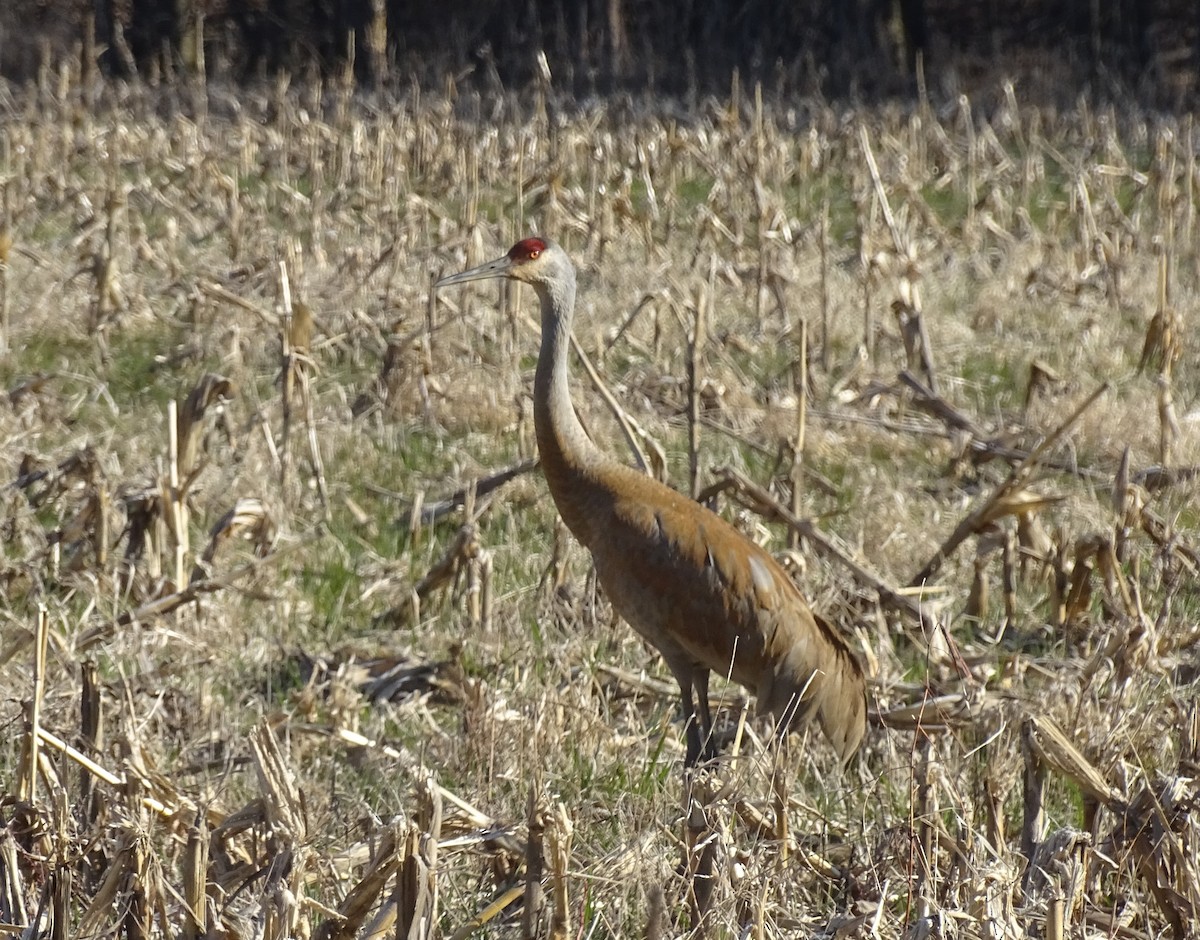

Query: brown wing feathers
594;463;867;763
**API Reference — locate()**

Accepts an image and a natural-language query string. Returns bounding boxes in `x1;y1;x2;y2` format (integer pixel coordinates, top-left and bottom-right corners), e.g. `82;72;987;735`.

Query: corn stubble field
1;65;1199;939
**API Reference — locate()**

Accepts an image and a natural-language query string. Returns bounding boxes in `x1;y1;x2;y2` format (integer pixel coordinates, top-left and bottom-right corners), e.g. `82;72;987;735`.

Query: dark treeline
1;0;1197;103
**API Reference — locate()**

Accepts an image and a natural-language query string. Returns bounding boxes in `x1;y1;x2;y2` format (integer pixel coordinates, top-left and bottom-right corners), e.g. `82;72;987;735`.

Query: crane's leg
678;669;718;767
693;668;718;763
668;660;717;767
677;678;704;768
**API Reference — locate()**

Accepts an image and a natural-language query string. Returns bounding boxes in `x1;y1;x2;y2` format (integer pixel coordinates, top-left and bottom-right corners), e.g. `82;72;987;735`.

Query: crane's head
435;237;570;290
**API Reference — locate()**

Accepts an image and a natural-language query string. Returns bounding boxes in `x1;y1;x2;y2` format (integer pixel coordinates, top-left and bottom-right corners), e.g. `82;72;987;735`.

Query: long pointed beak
435;254;513;288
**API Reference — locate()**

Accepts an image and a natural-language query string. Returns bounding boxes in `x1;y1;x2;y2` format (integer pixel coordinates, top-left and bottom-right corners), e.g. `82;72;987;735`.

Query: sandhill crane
437;237;867;766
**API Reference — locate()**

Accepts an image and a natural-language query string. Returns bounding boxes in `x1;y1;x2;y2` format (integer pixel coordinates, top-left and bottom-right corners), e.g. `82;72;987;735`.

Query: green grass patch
957;349;1022;413
921;180;971;228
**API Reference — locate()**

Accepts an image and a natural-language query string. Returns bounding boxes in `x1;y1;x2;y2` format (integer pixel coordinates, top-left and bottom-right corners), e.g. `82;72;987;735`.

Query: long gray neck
531;270;605;538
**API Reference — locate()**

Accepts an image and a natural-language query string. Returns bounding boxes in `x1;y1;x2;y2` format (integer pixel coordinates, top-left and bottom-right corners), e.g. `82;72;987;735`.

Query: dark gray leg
678;679;705;767
694;668;717;762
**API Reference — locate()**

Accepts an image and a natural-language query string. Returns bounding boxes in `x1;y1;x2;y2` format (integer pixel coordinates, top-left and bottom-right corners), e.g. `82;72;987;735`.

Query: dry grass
1;65;1199;939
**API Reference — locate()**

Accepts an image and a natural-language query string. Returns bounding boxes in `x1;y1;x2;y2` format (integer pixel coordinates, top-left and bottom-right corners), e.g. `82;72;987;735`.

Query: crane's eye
529;249;541;259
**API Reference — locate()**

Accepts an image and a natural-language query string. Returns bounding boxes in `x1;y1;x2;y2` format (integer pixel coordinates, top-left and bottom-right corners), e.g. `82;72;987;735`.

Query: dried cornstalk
79;660;104;831
176;373;236;480
687;279;708;499
417;774;442;908
858;125;903;255
167;399;189;590
251;722;307;842
856;200;877;361
466;540;492;631
90;168;126;338
1182;701;1200;768
121;485;165;585
474;548;493;631
643;886;664;940
44;451;110;573
353;317;412;417
965;527;1005;622
123;840;153;940
224;169;241;260
546;803;573;940
36;727;177;819
1136;503;1200;575
789;317;807;551
860;125;936;389
77;833;138;939
912;734;937;920
81;573;217;646
1046;893;1065;936
898;369;983;437
1016;511;1054;578
1139;248;1184;465
448;885;525;940
1157;376;1180;467
1132;464;1200;492
416;274;439;425
251;728;313;940
16;606;49;802
1020;720;1046;877
772;762;789;866
277;267;329;513
261;847;306;940
197;280;274;328
315;823;404;940
1001;528;1017;628
1112;446;1135;562
296;308;330;515
1188;115;1197;244
819;195;831;371
962;96;978;236
1023;717;1119;807
892;272;936;393
522;790;547;940
682;780;721;927
1023;359;1063;414
603;292;658;355
415;459;538;527
982;761;1007;853
378;523;479;628
0;825;27;928
0;223;11;353
910;382;1109;588
1062;536;1097;629
877;690;990;732
192;496;276;583
1103;775;1200;938
181;810;209;940
1023;828;1090;920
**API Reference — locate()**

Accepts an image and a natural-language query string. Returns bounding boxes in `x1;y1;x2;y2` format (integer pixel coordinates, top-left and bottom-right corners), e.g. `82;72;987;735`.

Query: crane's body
437;237;867;766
